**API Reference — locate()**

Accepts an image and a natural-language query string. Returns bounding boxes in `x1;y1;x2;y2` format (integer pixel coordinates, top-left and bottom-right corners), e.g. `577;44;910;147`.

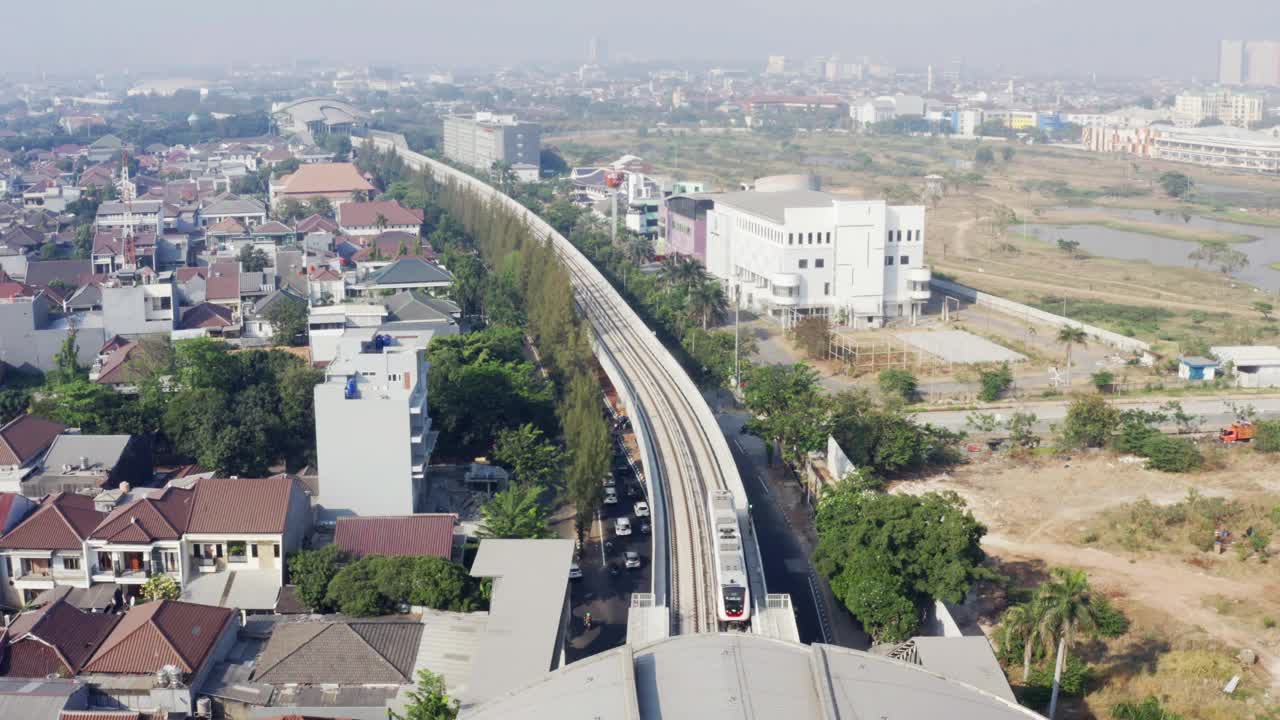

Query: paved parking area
895;329;1028;364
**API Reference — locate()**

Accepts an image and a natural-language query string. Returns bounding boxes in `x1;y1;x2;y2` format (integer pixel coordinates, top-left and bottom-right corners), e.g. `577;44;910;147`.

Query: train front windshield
723;586;746;616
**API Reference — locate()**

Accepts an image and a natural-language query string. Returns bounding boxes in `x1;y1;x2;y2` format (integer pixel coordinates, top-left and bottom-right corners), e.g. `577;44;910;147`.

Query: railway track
359;132;745;635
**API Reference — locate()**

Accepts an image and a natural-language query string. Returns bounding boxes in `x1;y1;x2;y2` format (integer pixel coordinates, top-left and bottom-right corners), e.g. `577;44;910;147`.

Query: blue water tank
344;376;358;399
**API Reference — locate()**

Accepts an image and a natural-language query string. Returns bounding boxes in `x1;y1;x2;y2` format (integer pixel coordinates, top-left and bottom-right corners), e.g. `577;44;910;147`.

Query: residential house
174;267;208;306
25;259;94;293
270;162;374;210
251;220;296;244
201;196;267;229
356;257;453;297
0;294;105;372
0;594;121;678
176;302;236;337
92;230;157;274
89;337;149;392
239;270;276;304
79;600;237;716
306;266;344;304
0;677;92;717
0;415;68;494
85;135;126;164
205;262;243;317
295;213;339;235
94;201;163;235
336;200;424;237
307;303;390;365
350;231;434;268
22;433;149;499
100;277;176;337
0;493;105;607
242;287;306;342
334;514;457;560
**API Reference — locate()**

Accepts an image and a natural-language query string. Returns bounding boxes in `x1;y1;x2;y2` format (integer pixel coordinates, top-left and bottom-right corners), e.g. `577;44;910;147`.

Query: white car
615;517;632;536
603;488;619;505
625;551;642;569
633;501;650;517
602;475;616;488
569;563;582;579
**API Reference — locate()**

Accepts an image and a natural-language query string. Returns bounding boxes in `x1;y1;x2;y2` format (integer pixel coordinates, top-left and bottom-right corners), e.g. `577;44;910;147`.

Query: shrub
1023;655;1093;704
978;363;1014;402
140;574;181;601
1061;395;1120;448
1093;596;1131;638
1264;616;1277;629
1090;369;1115;391
1141;435;1203;473
1255;420;1280;452
878;369;918;402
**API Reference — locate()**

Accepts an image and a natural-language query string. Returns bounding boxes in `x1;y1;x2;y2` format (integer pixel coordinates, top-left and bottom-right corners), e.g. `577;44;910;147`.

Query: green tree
1006;412;1041;451
686;278;727;331
493;423;564;488
326;555;483;616
829;390;962;476
562;371;610;535
1034;567;1101;720
140;574;181;601
308;197;334;217
1001;145;1016;162
814;489;987;643
394;669;458;720
878;368;919;403
1061;395;1120;448
978;363;1013;402
1111;697;1184;720
1254;419;1280;452
743;364;830;467
478;484;553;539
263;295;308;346
975;146;996;166
1158;171;1193;199
790;316;832;360
287;545;342;612
51;332;83;385
238;244;270;272
1090;369;1114;392
1253;301;1275;321
1055;238;1082;260
1140;435;1202;473
1055;327;1087;388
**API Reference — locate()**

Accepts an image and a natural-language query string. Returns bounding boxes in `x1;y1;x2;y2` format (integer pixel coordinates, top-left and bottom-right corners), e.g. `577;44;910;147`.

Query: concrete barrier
931;277;1151;354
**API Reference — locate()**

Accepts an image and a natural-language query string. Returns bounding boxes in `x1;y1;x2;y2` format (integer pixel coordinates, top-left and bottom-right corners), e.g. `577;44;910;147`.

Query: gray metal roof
0;677;83;718
907;636;1018;704
461;634;1043;720
463;539;574;707
97;199;164;215
203;197;267;217
41;433;130;472
710;189;836;223
366;257;454;287
386;290;461;323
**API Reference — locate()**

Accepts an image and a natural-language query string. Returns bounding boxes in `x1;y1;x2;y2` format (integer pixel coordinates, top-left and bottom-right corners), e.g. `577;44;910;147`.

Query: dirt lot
901;450;1280;717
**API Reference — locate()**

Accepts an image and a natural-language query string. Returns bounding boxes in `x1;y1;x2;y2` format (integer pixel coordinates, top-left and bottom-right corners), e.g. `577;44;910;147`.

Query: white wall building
703;190;930;328
313;336;435;519
1174;89;1265;128
442;112;541;181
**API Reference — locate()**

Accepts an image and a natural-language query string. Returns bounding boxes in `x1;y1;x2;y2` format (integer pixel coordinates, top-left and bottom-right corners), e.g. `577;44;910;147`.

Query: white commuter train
708;489;750;623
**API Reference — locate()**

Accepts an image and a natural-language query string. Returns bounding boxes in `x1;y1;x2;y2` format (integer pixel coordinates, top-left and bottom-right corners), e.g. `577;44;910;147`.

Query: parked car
633;501;650;517
625;551;642;569
602;474;616;488
569;562;583;580
615;517;632;536
604;488;618;504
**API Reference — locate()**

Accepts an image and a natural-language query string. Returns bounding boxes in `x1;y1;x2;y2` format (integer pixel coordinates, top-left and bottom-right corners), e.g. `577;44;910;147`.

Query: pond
1029;207;1280;291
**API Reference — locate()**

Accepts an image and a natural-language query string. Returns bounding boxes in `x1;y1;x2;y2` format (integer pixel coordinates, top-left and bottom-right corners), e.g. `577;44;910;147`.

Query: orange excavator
1220;422;1256;444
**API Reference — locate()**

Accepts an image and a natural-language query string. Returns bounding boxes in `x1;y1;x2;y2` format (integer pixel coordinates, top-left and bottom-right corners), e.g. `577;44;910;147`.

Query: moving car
615;517;632;536
633;501;650;517
569;563;582;580
603;488;618;504
640;520;651;535
625;551;642;569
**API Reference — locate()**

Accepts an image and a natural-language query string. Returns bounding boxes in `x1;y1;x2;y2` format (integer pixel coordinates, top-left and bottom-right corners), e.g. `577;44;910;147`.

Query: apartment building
442;112;541;181
702;190;930;328
313;335;436;519
1174;89;1265;128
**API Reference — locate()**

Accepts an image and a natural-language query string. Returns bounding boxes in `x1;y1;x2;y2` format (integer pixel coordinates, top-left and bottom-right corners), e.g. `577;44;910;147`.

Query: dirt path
983;534;1280;685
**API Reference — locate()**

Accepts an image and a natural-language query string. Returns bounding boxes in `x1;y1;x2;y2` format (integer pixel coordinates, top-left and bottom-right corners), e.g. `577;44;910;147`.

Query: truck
1220;422;1256;444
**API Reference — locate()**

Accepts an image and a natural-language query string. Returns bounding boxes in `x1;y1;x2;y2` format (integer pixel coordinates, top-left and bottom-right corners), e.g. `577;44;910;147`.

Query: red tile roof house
76;600;237;717
85;476;312;612
0;593;120;678
335;200;424;237
0;414;68;494
269;162;374;211
0;493;106;607
334;514;458;561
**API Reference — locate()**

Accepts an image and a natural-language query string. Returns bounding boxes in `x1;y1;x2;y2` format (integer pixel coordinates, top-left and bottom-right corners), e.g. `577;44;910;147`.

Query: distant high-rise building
1220;40;1246;85
926;65;934;93
588;36;607;66
1245;40;1280;86
766;55;788;76
943;58;963;85
1174;88;1265;128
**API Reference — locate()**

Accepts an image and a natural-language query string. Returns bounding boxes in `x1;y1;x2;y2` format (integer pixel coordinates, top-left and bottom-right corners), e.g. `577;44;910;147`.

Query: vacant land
902;449;1280;717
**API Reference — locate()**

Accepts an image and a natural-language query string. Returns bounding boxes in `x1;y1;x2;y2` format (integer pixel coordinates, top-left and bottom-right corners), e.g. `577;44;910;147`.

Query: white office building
703;190;930;328
442;112;541;181
1174;89;1264;128
313;335;436;519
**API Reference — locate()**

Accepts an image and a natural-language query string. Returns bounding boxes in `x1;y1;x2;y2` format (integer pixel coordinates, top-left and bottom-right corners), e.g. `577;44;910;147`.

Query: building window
62;556;81;571
901;255;910;265
274;544;281;558
808;233;814;244
799;259;808;269
815;258;825;268
824;282;831;295
826;232;831;243
887;231;893;242
251;544;259;558
885;256;894;266
788;233;793;244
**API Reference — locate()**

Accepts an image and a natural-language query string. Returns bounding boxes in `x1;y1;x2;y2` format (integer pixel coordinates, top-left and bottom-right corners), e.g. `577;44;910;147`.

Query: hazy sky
3;1;1278;78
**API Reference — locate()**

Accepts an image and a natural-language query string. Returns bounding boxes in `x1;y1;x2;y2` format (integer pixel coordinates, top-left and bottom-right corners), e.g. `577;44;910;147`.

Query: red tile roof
179;301;235;330
254;221;294;235
0;280;34;300
187;476;301;534
338;200;423;229
0;414;66;467
334;515;456;559
91;485;195;543
295;214;339;234
2;598;121;677
0;493;106;550
93;340;140;386
206;262;240;301
350;232;434;264
206;217;246;236
83;600;234;674
309;267;342;282
279;163;374;195
174;267;208;283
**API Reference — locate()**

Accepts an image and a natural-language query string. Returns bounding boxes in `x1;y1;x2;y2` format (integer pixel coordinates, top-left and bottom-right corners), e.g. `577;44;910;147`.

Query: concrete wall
931;277;1151;353
0;299;105;372
313;380;414;518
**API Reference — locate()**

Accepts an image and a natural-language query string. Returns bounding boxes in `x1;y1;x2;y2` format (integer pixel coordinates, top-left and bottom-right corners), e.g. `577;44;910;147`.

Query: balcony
907;266;932;284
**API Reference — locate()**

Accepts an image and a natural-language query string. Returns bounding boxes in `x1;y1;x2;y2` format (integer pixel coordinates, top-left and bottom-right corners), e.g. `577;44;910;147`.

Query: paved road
913;395;1280;433
714;408;871;650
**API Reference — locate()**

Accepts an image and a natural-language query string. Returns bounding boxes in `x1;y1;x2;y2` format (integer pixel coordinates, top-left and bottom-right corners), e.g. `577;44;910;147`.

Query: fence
827;334;936;375
931;278;1151;354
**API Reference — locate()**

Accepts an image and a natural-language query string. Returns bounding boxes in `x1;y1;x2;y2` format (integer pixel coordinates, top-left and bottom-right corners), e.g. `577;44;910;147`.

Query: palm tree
1056;326;1088;388
997;602;1041;682
1034;567;1101;720
687;279;728;330
477;485;552;539
660;255;705;294
1111;697;1184;720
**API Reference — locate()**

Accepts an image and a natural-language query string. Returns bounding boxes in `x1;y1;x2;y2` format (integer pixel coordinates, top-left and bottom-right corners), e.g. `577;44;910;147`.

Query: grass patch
1208;209;1280;229
1032;296;1175;337
1032;216;1253;244
1082;490;1279;556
